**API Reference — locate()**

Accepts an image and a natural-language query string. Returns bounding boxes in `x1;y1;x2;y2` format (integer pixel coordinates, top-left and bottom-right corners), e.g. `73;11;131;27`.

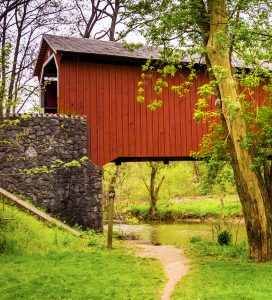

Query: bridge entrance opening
40;56;58;114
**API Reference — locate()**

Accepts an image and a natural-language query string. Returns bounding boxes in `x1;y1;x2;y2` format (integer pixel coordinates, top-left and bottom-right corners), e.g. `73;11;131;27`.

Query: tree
0;0;69;115
0;0;29;23
125;0;272;262
141;162;165;218
72;0;127;41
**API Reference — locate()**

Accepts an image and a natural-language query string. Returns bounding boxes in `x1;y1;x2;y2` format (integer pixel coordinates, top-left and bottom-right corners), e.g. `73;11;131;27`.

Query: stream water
110;222;247;246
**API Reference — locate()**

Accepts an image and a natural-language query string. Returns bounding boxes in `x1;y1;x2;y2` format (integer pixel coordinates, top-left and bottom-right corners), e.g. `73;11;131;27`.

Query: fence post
107;186;115;250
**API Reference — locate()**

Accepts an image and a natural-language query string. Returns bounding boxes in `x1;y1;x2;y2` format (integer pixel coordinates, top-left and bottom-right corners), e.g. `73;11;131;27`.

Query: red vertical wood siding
58;60;220;166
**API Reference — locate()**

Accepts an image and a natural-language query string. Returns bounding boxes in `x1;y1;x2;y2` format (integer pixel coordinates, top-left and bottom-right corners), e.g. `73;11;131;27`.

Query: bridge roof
43;34;161;59
35;34;265;77
33;34;203;76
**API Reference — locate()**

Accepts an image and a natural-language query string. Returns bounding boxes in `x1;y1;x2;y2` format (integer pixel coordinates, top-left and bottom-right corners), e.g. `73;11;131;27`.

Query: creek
110;222;247;246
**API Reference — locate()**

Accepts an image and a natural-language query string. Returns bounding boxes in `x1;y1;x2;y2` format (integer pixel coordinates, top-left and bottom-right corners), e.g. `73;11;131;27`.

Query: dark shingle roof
34;34;163;76
34;34;272;77
43;34;160;59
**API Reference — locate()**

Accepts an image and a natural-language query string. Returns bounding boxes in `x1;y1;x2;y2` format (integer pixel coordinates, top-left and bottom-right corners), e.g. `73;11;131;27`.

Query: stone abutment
0;114;103;231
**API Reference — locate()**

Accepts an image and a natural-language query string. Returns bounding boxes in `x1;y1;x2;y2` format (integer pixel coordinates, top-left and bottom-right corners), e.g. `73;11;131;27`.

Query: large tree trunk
206;0;272;262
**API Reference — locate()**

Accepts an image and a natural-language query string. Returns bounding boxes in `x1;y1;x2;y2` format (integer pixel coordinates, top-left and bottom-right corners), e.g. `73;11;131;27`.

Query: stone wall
0;114;103;231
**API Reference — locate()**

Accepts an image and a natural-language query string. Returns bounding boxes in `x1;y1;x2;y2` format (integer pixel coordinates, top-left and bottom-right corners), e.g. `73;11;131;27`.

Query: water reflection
109;222;247;246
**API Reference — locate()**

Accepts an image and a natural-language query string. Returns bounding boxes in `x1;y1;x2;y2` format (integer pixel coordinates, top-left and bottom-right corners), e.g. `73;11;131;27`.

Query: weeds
188;239;248;262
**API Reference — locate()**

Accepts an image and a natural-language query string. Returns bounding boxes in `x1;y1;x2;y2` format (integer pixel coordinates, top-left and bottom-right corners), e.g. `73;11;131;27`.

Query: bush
217;230;232;246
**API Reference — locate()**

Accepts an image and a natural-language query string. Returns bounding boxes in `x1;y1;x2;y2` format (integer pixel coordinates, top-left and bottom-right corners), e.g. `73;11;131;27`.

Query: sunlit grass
172;240;272;300
172;260;272;300
0;199;165;300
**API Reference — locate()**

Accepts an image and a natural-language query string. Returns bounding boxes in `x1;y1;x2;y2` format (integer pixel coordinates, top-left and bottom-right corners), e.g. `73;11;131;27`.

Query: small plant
190;236;202;244
85;229;105;249
218;230;232;246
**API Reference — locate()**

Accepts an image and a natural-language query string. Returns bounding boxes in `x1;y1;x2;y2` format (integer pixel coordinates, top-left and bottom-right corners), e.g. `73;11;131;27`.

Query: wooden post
107;185;115;250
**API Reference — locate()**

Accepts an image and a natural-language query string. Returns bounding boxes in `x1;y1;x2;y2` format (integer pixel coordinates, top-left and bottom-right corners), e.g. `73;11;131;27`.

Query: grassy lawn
127;196;242;221
172;241;272;300
4;195;272;300
0;199;165;300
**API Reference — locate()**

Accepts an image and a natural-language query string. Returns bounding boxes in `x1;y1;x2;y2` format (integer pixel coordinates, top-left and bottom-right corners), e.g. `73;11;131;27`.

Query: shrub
218;230;232;246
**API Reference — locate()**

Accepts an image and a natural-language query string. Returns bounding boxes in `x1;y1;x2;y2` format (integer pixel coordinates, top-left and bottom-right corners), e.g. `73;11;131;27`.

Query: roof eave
33;35;57;77
58;49;160;63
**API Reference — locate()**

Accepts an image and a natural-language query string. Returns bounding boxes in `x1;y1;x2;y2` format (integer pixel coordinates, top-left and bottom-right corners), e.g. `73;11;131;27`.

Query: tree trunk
109;0;120;41
149;166;158;217
6;19;23;115
0;14;7;116
192;161;201;183
206;0;272;262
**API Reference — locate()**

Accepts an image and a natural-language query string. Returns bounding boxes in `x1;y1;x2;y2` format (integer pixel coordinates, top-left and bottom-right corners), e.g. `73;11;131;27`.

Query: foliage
104;161;235;201
200;160;235;195
103;161;237;222
23;156;89;175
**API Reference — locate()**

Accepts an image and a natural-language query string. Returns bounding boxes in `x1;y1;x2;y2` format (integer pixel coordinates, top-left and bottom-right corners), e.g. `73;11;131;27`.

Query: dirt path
127;240;190;300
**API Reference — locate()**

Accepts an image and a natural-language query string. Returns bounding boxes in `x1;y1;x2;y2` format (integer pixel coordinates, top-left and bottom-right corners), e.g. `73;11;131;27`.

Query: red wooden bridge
34;35;266;167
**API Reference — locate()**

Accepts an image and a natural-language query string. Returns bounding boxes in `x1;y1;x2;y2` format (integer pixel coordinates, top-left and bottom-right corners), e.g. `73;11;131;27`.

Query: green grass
0;199;165;299
172;261;272;300
1;253;164;300
0;202;86;255
128;196;242;221
171;241;272;300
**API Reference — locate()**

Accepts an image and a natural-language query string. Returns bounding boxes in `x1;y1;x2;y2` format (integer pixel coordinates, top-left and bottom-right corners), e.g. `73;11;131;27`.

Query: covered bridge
34;35;262;167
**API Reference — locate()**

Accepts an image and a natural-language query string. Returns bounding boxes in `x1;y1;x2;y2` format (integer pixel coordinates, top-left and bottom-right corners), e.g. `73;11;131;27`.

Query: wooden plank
109;64;118;160
178;71;187;156
191;74;198;153
169;75;177;157
145;74;153;156
128;65;136;156
0;188;82;237
163;76;170;157
89;63;99;164
67;61;77;115
83;63;91;159
122;66;130;157
103;64;111;164
58;61;66;114
173;74;182;156
158;77;165;157
96;63;105;166
77;62;85;115
135;66;142;157
152;75;159;156
116;65;124;159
